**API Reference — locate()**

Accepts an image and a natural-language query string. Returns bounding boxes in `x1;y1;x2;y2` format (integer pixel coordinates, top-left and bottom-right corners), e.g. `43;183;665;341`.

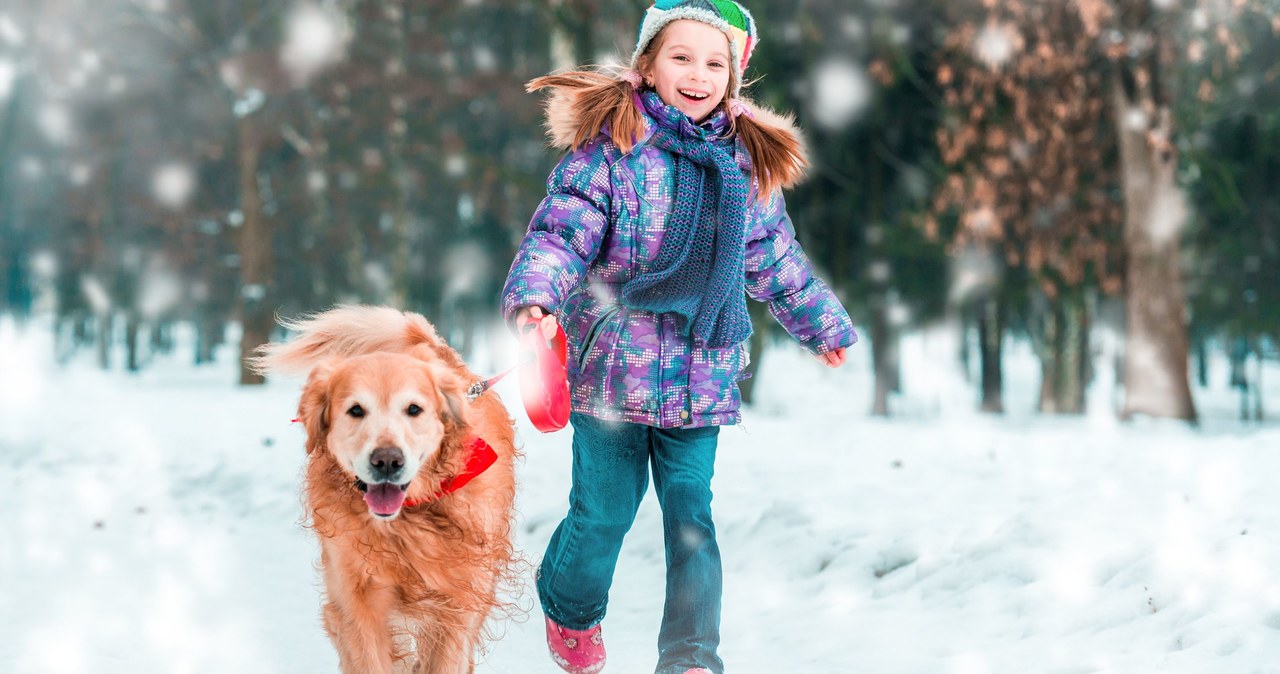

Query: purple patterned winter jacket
501;114;857;428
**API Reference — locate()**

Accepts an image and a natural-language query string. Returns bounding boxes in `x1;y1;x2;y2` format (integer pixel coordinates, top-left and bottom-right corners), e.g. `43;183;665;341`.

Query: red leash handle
519;323;570;433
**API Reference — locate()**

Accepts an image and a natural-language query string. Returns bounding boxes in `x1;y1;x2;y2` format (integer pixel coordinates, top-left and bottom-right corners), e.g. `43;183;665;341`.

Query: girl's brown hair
527;27;808;199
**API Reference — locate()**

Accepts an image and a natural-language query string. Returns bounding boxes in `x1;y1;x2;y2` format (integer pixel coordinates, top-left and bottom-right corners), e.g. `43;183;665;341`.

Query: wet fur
252;306;520;674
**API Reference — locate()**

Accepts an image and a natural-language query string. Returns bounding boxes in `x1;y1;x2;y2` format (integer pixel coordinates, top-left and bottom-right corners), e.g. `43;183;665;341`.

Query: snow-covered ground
2;315;1279;674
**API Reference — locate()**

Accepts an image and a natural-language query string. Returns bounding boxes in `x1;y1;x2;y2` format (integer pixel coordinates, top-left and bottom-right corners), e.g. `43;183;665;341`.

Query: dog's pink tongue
364;483;406;516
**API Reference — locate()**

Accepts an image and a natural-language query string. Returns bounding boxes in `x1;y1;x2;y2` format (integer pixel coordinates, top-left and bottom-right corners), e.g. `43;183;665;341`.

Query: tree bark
1113;79;1197;422
977;295;1004;414
237;117;271;385
870;304;899;417
1036;290;1089;415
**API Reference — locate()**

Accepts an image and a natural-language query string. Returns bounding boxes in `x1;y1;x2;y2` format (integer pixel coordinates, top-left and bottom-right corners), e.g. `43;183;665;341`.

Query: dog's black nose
369;446;405;481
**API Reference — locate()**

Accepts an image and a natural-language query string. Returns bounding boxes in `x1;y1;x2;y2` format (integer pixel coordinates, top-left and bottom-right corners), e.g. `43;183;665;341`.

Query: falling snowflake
809;57;872;131
152;163;195;209
37;104;74;145
138;262;183;318
80;275;111;313
280;3;351;84
973;20;1019;70
69;163;92;186
0;59;15;101
0;14;24;46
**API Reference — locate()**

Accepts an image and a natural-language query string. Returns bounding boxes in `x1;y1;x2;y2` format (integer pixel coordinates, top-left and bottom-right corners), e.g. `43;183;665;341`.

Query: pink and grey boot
544;616;606;674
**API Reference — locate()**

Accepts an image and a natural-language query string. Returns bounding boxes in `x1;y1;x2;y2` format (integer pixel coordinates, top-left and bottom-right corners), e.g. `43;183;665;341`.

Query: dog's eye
406;404;423;417
347;404;366;418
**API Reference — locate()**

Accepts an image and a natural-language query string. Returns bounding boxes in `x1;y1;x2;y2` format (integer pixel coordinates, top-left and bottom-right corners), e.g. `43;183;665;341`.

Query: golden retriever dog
252;305;519;674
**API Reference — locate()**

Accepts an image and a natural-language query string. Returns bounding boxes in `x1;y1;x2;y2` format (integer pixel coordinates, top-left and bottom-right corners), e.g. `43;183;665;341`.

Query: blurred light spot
307;169;327;192
80;274;111;313
281;2;351;84
679;524;706;550
0;59;15;100
1125;107;1149;131
139;264;183;318
973;21;1018;69
446;154;467;178
0;14;24;46
69;162;92;186
810;58;872;131
152;163;195;209
31;249;57;278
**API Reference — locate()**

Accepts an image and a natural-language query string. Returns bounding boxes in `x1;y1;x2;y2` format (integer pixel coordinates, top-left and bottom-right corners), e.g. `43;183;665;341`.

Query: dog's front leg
323;559;400;674
415;608;484;674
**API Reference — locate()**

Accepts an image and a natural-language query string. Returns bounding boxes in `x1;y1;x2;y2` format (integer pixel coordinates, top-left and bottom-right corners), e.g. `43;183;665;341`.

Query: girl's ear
298;361;335;455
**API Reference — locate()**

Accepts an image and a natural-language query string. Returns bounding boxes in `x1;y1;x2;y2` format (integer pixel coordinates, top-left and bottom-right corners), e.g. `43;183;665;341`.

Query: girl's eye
673;54;690;62
347;404;366;418
406;404;423;417
709;61;725;69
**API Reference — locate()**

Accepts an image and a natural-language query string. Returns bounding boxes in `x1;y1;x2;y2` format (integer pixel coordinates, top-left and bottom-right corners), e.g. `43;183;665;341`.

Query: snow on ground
2;315;1279;674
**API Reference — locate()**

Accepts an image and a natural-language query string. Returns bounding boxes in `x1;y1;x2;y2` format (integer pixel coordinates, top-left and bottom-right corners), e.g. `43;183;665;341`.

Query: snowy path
2;320;1279;673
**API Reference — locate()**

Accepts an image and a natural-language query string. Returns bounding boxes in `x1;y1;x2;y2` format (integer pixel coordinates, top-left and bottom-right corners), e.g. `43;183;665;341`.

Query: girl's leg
649;424;723;674
537;413;651;630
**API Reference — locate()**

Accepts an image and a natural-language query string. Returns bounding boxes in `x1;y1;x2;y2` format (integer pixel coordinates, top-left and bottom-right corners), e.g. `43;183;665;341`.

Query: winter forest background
3;1;1280;672
0;0;1277;421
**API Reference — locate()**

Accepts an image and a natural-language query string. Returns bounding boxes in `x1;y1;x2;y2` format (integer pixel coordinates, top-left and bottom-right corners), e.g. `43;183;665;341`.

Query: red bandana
403;437;499;508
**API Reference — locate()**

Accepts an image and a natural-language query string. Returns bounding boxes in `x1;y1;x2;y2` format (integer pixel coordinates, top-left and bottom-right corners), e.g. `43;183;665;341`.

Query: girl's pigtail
527;69;647;154
732;101;809;199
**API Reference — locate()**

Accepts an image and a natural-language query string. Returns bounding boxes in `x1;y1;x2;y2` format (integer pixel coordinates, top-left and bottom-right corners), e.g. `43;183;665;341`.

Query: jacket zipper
578;304;622;369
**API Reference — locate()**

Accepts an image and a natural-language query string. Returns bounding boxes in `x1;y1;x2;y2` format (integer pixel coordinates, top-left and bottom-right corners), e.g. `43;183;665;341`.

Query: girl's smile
645;20;732;123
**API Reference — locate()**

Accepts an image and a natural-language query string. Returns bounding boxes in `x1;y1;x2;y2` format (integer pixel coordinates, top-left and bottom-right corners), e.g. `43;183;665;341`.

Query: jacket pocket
577;304;622;370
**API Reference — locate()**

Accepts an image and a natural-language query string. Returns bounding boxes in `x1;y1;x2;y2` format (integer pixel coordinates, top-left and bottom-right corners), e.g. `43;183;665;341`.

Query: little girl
501;2;856;672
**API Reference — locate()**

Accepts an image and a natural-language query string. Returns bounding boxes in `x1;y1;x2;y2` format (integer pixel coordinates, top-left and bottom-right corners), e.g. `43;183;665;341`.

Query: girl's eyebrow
664;43;730;61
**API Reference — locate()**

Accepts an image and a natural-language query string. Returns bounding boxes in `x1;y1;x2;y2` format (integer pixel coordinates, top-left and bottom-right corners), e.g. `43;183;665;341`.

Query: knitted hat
631;0;758;97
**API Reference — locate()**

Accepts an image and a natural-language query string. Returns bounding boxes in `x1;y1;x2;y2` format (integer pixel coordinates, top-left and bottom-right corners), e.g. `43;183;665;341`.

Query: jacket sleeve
744;190;858;355
500;139;614;323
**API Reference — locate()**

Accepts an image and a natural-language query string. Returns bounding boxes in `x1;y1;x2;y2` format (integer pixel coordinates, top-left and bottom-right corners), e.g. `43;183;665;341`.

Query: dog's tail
249;305;445;377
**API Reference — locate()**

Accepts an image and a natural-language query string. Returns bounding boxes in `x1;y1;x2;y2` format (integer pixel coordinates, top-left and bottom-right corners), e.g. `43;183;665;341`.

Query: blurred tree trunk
1036;289;1089;414
385;0;411;307
0;73;20;312
1112;62;1196;421
977;295;1004;413
869;304;900;417
125;312;141;372
237;116;270;385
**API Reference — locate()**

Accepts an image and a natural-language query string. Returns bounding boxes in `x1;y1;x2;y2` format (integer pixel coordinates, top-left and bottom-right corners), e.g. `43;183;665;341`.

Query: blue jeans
537;413;724;674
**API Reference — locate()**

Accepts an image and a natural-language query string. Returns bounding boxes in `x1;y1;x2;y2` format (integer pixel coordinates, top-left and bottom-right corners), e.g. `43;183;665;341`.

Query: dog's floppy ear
298;361;335;455
430;364;471;436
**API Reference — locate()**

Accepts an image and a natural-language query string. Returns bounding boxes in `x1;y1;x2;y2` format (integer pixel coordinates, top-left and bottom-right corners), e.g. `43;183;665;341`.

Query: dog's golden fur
252;305;519;674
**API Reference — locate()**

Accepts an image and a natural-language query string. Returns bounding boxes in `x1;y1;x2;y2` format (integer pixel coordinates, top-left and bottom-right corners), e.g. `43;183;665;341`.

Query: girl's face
643;20;732;123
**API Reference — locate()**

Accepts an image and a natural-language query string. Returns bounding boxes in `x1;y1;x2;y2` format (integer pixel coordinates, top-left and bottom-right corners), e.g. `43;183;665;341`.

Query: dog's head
298;350;469;520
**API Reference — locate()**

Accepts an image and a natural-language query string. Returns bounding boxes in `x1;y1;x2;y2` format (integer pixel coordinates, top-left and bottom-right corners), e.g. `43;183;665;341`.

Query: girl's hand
818;347;847;368
516;305;559;342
